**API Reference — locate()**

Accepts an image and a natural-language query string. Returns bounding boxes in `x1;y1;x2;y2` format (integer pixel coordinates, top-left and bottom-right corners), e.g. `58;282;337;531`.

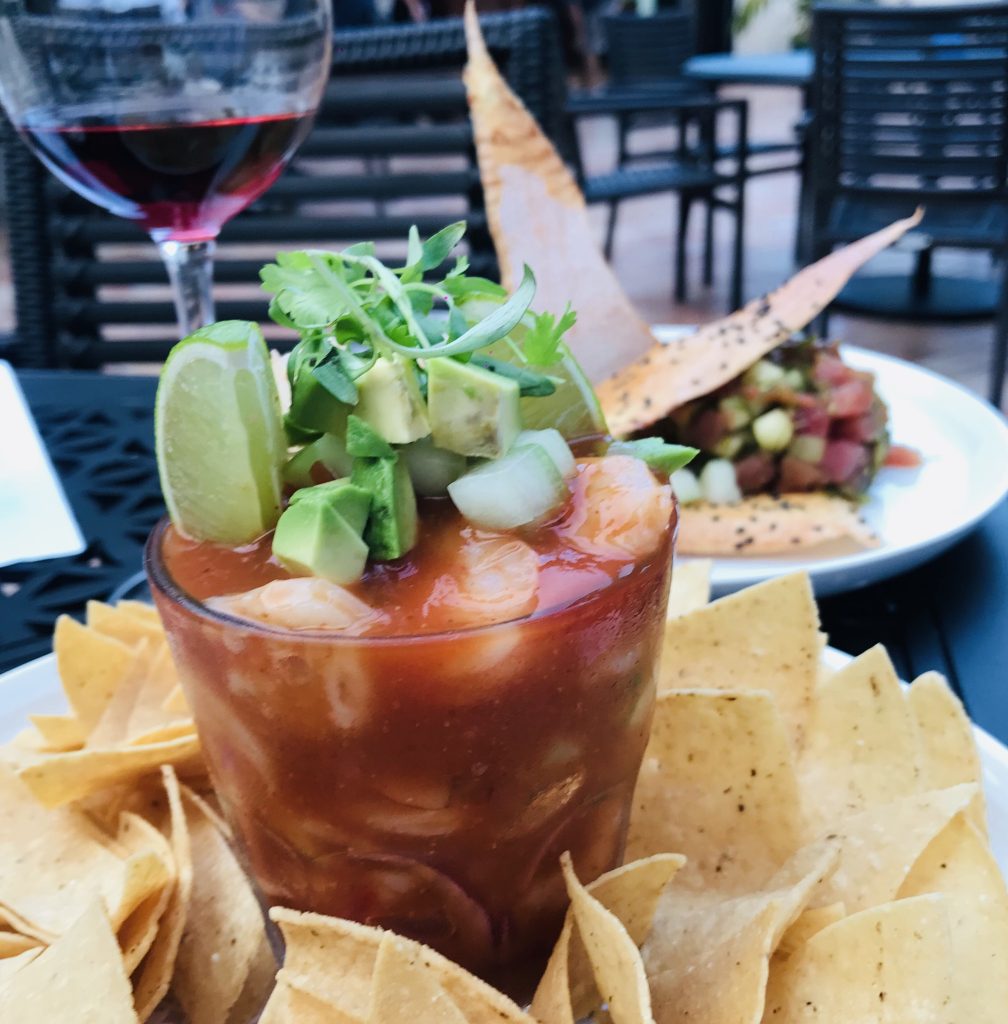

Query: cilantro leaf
523;304;577;367
312;351;358;404
470;356;557;397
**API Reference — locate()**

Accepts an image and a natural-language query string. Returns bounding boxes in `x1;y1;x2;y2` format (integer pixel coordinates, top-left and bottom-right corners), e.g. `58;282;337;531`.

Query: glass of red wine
0;0;332;337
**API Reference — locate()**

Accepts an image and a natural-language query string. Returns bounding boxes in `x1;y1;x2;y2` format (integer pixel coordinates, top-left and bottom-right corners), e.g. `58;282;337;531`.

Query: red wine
18;111;315;241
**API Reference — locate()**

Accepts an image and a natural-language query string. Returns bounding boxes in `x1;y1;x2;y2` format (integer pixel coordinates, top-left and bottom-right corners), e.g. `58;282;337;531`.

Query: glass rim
143;512;677;646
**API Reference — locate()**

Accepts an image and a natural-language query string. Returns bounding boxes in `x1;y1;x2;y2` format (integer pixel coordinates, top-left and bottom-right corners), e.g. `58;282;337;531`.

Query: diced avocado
287;479;372;535
271;499;368;586
426;357;521;458
718;396;752;431
287;373;350;437
788;434;826;463
346;414;395;458
354;355;430;444
351;456;418;560
752;408;794;452
743;359;785;391
283;433;353;488
712;432;746;460
608;437;698;476
400;436;467;497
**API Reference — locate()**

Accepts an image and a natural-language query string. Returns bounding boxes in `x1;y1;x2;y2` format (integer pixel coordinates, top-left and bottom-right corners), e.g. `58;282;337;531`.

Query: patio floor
1;84;1003;410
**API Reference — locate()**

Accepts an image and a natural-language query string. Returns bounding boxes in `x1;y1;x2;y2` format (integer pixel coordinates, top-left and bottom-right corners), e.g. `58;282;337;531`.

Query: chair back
810;3;1008;224
602;12;695;89
0;9;566;368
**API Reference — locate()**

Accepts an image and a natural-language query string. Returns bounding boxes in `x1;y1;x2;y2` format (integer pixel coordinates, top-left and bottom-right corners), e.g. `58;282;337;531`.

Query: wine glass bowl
0;0;332;335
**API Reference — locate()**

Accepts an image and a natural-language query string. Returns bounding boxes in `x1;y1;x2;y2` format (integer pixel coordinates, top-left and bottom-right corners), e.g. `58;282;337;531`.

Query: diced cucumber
752;408;794;452
355;355;431;444
427;356;521;458
718;396;752;431
789;433;826;463
743;359;786;391
516;428;576;478
699;459;742;504
782;368;806;391
670;468;702;505
448;444;567;530
400;436;467;497
713;432;746;460
607;437;698;476
283;433;353;488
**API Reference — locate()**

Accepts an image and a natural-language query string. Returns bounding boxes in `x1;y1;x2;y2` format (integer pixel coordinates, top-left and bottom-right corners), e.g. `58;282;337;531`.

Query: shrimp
562;455;673;560
424;533;539;630
208;577;388;633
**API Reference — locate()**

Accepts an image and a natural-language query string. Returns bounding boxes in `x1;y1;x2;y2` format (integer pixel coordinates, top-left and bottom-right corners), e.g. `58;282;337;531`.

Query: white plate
652;331;1008;597
2;649;1007;872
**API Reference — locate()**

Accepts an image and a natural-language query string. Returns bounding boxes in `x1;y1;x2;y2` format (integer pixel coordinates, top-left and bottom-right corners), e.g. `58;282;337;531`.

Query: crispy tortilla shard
462;1;659;383
598;209;923;437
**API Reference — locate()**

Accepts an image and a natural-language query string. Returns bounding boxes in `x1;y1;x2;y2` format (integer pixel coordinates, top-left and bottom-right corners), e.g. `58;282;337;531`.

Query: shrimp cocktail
146;223;696;997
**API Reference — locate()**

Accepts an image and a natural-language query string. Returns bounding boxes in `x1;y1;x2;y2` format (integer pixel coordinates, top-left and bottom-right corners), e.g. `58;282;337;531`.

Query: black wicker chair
565;12;750;308
0;9;567;369
807;2;1008;406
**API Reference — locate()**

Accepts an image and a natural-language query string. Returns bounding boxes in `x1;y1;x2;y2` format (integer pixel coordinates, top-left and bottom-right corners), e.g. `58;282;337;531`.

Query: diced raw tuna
827;375;875;417
685;408;729;452
793;402;830;438
779;456;827;492
819;439;870;485
813;353;854;387
734;452;777;494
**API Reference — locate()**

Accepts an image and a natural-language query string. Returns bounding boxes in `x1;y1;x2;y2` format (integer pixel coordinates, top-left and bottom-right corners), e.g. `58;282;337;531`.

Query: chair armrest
566;90;742;119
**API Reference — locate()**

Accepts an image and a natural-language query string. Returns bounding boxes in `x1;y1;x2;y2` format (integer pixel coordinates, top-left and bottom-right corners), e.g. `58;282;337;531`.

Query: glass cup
145;514;675;999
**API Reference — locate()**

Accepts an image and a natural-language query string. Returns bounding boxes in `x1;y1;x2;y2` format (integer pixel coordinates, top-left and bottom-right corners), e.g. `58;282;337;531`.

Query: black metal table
5;371;1007;746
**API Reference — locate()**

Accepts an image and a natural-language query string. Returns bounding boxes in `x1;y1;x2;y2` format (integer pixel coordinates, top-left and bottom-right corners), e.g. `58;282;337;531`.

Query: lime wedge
155;321;286;544
458;295;607;440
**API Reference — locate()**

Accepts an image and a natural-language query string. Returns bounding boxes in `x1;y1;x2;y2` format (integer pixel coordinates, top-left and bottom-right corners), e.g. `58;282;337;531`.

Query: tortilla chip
87;641;154;749
658;572;820;746
774;903;845;961
643;841;838;1024
271;909;534;1024
0;931;41;958
567;854;686;1019
53;616;135;731
162;685;191;716
908;671;987;834
598;211;923;436
367;932;468;1024
530;919;575;1024
764;892;1008;1024
133;769;193;1022
87;600;166;648
627;690;803;893
0;901;138;1022
665;560;711;618
899;812;1007;902
560;853;652;1024
261;977;362;1024
462;3;658;383
0;764;167;942
814;783;979;913
677;494;879;556
16;733;201;809
173;786;273;1024
0;946;42;986
799;645;919;832
28;713;86;751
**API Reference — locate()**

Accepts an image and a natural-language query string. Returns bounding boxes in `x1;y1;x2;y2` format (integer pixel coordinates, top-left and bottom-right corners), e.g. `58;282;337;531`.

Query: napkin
0;362;85;567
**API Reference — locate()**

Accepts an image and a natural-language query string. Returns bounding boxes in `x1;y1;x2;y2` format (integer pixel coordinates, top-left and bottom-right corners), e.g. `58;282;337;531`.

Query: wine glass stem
157;239;216;336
